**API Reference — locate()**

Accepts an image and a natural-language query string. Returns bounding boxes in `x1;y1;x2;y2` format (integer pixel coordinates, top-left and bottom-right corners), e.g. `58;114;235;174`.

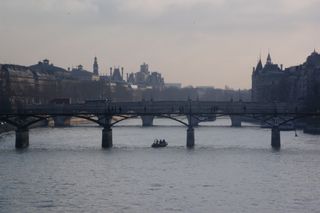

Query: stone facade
252;51;320;108
1;63;71;106
0;61;134;108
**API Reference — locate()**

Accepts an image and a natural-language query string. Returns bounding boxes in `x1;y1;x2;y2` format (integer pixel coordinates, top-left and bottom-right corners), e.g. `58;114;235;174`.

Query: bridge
0;100;318;150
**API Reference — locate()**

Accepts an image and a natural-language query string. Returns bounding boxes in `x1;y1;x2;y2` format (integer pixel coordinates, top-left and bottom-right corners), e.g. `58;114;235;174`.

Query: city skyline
0;0;319;89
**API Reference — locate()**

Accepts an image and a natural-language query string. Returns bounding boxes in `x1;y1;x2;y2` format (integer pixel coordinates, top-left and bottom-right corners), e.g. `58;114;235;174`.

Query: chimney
110;67;113;76
280;64;283;70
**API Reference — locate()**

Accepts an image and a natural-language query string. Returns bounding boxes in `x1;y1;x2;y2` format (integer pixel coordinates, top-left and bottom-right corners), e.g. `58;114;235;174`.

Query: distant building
165;83;182;89
111;67;125;83
93;56;99;76
29;59;71;80
251;50;320;106
70;64;99;81
99;66;126;84
251;53;286;102
1;62;74;105
127;63;164;89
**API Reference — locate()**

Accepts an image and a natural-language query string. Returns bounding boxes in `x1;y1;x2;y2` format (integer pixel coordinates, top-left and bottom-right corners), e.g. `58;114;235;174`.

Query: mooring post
102;126;113;148
15;127;29;149
186;126;195;148
271;126;281;149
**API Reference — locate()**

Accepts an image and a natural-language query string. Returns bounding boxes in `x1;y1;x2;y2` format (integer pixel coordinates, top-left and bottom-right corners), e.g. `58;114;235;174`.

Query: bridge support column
15;127;29;149
141;116;154;127
230;116;242;127
102;126;113;148
187;116;199;127
186;126;195;148
271;126;281;149
54;116;71;127
98;115;113;127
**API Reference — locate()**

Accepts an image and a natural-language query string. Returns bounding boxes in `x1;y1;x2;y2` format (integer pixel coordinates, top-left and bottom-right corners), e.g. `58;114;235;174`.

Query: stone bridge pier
101;116;113;148
271;126;281;149
187;116;199;127
141;116;154;127
186;115;195;148
15;127;29;149
186;126;195;148
230;115;242;127
102;126;113;148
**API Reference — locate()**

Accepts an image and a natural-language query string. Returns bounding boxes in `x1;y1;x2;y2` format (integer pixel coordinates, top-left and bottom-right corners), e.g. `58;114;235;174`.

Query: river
1;118;320;212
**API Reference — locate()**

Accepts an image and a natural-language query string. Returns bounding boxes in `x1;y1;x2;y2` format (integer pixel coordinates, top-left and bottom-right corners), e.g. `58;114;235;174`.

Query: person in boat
160;139;167;145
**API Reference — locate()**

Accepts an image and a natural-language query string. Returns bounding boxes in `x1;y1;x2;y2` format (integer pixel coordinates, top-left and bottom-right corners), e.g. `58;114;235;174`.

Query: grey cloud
1;0;319;34
83;0;320;35
111;0;320;34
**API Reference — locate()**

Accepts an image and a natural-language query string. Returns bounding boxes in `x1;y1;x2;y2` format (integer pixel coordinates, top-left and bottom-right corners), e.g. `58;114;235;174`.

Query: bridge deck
0;101;310;116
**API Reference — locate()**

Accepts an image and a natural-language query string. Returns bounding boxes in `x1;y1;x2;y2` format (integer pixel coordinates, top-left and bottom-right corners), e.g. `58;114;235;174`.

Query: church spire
93;56;99;76
313;48;318;54
266;52;272;65
256;59;263;71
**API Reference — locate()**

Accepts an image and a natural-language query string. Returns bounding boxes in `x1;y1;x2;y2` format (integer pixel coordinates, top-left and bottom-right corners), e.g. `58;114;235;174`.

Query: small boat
151;139;168;148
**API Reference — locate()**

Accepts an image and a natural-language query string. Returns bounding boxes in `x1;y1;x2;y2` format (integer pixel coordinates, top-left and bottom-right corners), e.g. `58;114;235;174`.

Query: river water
1;118;320;213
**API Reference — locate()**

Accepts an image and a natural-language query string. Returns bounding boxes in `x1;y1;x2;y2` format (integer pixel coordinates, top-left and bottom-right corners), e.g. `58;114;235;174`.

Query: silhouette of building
99;65;126;84
127;63;164;89
71;64;99;81
93;56;99;76
252;50;320;106
68;57;100;81
0;58;170;107
29;59;71;78
251;53;286;102
111;67;125;83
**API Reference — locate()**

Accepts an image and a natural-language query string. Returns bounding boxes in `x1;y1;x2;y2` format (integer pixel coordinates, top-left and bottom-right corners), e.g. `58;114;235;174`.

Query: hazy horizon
1;0;319;89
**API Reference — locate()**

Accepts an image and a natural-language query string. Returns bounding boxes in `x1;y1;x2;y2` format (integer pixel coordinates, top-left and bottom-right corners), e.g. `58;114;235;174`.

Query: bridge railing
0;101;308;116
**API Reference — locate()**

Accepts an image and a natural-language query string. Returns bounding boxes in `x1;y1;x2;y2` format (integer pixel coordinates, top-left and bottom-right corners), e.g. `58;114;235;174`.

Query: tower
93;57;99;76
256;58;263;72
266;53;272;65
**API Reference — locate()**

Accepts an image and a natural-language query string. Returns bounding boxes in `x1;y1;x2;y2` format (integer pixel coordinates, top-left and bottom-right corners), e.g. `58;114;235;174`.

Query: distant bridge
0;100;319;149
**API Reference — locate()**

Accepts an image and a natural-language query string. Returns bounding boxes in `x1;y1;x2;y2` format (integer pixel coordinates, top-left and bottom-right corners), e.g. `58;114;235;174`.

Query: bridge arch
110;114;188;127
212;113;305;128
33;114;189;127
0;115;51;129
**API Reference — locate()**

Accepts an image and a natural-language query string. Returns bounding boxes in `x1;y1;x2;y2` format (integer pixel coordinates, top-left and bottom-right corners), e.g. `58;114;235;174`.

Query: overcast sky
0;0;319;89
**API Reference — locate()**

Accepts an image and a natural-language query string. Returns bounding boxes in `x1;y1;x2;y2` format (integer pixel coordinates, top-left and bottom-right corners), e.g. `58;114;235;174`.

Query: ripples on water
1;118;320;213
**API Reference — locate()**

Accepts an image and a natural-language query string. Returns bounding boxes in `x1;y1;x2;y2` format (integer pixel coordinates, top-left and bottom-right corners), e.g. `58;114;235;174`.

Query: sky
0;0;319;89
